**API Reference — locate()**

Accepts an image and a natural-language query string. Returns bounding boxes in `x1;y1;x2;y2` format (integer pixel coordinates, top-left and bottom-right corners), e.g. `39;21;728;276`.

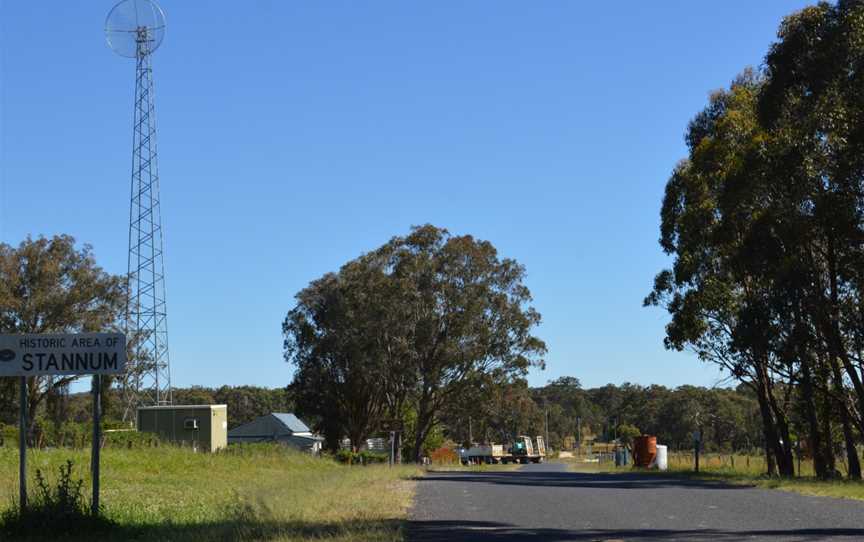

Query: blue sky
0;1;812;391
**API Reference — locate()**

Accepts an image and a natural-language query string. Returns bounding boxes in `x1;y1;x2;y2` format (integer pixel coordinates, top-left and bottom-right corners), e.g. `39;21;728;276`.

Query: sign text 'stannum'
1;332;126;514
0;333;126;377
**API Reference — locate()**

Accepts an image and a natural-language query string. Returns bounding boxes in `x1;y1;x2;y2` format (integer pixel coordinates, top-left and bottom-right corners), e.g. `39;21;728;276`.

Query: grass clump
0;461;115;541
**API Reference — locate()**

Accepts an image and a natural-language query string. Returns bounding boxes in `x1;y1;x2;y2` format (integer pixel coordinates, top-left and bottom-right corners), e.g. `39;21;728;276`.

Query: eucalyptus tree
284;259;391;452
758;1;864;478
284;225;545;460
0;236;125;439
374;225;546;461
646;73;797;475
648;1;864;478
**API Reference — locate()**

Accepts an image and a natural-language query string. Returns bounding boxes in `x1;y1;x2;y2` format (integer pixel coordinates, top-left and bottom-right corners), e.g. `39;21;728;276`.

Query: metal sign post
19;377;27;510
0;333;126;514
92;375;102;515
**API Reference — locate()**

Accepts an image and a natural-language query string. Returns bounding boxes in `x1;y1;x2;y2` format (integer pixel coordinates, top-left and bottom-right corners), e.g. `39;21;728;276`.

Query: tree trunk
412;413;434;463
826;352;863;480
753;363;795;476
818;385;836;477
799;362;828;478
773;409;795;477
754;378;780;477
411;390;437;462
840;407;861;480
839;401;861;480
394;431;403;464
765;442;777;476
823;244;864;430
762;373;795;476
323;415;343;453
347;418;369;454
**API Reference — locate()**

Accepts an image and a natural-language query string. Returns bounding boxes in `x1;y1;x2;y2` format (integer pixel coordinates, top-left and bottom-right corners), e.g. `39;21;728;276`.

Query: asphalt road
408;462;864;541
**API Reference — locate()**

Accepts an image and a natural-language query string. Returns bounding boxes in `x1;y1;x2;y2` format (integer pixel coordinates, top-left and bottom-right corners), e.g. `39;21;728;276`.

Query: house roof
227;412;313;439
271;413;310;433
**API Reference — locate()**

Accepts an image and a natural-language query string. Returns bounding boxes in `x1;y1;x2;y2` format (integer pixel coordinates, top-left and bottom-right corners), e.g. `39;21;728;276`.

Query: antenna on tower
106;0;172;419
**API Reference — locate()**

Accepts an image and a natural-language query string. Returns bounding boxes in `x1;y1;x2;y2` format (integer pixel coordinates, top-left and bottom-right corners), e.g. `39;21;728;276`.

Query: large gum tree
284;225;546;461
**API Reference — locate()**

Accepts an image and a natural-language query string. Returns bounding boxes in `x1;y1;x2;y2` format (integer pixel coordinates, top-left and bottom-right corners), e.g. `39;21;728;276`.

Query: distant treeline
437;377;763;454
0;374;765;457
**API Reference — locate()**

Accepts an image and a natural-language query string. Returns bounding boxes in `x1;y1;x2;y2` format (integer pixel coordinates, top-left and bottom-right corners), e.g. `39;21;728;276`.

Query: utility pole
694;429;701;473
468;416;473;444
576;416;582;449
544;408;549;450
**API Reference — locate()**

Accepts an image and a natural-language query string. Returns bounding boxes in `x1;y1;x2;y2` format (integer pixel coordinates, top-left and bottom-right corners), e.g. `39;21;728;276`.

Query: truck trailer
459;435;547;465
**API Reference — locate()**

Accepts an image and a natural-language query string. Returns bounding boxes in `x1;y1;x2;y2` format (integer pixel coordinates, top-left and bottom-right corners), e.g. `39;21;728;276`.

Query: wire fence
568;448;863;478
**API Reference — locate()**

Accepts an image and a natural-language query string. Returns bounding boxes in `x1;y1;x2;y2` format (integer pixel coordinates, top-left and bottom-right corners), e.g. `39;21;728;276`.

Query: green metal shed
137;404;227;452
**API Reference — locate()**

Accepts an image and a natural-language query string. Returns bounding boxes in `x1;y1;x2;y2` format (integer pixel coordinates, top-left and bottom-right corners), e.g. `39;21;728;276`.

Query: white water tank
655;444;668;471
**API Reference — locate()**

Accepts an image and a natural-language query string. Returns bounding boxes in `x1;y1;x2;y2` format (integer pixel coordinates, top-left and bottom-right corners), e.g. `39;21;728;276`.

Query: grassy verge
0;444;421;541
560;455;864;501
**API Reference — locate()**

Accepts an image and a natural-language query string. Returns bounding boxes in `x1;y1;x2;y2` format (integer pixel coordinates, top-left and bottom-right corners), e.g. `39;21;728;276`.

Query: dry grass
663;452;864;501
560;452;864;501
0;444;422;541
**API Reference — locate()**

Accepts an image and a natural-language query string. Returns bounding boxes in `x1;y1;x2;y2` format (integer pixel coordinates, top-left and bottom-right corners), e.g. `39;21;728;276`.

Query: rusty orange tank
633;435;657;467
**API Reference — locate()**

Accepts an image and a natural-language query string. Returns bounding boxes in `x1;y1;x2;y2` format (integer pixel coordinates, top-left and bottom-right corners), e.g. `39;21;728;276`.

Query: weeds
0;460;115;540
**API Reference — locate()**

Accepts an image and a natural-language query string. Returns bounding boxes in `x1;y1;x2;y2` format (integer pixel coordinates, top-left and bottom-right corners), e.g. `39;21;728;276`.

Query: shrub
0;460;115;539
429;447;459;465
334;449;389;465
335;449;355;464
616;424;641;448
358;451;388;464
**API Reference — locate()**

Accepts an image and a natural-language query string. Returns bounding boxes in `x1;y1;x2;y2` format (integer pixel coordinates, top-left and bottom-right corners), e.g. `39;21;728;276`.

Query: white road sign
0;333;126;377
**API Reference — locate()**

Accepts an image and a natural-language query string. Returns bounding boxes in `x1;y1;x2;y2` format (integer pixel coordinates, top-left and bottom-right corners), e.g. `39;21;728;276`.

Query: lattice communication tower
105;0;172;416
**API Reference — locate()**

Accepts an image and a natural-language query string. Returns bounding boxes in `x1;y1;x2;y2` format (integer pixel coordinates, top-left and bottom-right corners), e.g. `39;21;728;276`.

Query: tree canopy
284;225;546;460
647;1;864;478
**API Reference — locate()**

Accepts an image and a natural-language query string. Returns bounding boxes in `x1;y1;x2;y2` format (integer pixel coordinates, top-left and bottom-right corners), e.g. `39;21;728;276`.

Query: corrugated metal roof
137;404;226;410
271;413;310;433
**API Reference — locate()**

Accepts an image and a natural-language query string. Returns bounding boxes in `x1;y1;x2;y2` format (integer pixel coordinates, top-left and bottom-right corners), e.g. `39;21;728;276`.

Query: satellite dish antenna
105;0;166;58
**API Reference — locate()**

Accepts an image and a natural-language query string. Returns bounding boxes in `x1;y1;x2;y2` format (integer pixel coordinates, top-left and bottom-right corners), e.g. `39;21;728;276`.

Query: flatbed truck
459;435;547;465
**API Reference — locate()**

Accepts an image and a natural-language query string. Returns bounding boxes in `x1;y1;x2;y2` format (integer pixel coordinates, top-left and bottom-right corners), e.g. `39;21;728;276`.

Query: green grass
0;444;421;541
561;452;864;501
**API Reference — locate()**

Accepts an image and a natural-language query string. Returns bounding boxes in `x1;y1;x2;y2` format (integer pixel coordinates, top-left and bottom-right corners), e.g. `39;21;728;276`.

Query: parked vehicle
459;436;546;465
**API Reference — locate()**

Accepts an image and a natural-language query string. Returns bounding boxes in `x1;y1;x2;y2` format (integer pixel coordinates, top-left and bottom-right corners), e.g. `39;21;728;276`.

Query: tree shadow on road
408;520;864;541
2;517;405;542
417;470;754;491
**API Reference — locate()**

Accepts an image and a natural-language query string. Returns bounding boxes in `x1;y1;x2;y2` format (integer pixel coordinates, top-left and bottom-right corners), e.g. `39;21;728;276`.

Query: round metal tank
633;435;657;467
655;444;668;471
